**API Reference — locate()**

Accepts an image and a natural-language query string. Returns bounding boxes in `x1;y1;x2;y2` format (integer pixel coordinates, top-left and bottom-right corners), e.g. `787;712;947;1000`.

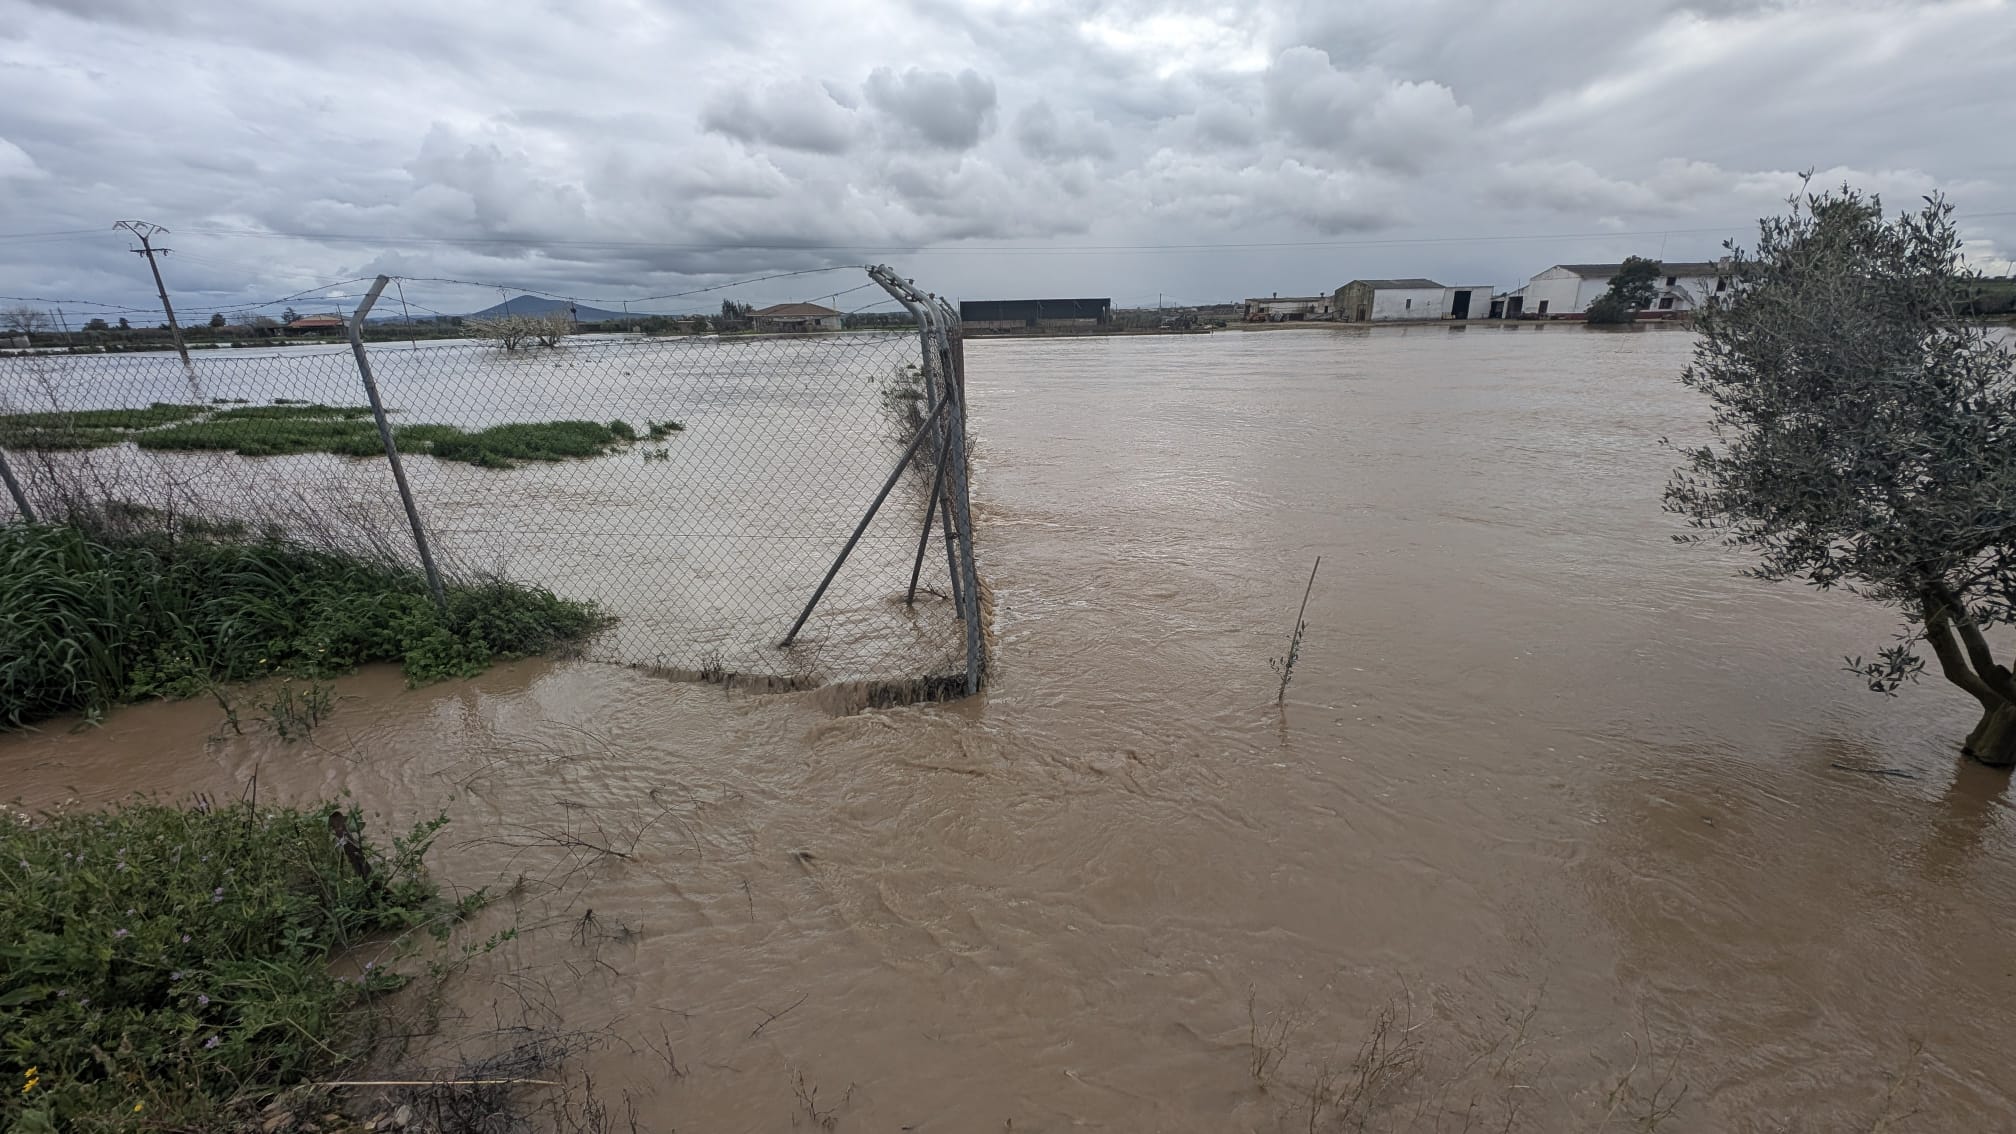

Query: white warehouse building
1509;262;1727;318
1335;279;1491;322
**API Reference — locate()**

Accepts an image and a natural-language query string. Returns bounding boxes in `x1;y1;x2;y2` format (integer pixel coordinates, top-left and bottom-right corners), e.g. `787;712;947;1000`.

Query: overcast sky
1;0;2011;319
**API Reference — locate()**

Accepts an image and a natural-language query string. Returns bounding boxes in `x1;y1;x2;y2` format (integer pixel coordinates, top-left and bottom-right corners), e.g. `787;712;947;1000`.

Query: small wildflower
115;928;130;939
203;1034;220;1049
197;994;210;1007
126;908;136;916
211;887;224;903
171;970;184;981
133;1101;144;1112
181;934;191;943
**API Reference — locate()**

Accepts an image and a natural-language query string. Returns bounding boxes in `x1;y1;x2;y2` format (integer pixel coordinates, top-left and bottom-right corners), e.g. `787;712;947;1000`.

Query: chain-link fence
0;267;983;696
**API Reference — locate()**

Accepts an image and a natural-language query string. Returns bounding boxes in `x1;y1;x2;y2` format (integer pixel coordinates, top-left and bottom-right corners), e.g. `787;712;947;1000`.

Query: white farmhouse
1510;262;1727;318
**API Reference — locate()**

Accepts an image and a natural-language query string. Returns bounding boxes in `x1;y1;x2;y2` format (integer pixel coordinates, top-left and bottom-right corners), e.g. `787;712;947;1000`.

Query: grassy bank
0;403;659;469
1;798;463;1132
0;523;606;727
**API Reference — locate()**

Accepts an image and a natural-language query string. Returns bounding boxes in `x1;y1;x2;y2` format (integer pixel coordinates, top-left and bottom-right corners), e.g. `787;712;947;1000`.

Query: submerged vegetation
0;401;673;469
0;522;606;727
0;798;464;1132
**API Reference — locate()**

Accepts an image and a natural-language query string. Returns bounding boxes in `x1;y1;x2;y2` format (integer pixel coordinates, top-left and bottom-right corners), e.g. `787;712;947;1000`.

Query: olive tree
1667;186;2016;764
1586;256;1662;325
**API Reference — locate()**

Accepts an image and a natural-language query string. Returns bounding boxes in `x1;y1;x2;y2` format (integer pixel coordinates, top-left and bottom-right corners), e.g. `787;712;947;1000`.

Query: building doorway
1449;290;1472;319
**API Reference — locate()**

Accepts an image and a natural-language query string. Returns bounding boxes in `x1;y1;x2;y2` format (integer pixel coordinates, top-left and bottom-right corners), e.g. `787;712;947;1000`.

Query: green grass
0;404;210;450
422;421;627;468
0;523;608;728
0;403;207;431
134;417;383;458
0;404;646;468
1;798;464;1132
206;403;373;422
3;399;637;466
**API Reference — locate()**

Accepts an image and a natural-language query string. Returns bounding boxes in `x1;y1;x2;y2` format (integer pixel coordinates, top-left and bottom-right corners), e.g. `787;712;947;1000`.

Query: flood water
8;324;2016;1130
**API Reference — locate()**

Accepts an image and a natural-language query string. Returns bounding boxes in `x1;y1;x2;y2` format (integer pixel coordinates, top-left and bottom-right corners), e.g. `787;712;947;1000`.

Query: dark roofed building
750;302;841;333
285;314;345;334
959;298;1111;332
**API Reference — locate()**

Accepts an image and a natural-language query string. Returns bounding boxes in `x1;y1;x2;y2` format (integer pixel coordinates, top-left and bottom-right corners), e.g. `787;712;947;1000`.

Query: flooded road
8;325;2016;1129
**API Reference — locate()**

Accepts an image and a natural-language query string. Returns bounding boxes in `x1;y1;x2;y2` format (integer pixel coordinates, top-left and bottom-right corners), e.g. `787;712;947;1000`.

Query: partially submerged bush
0;523;607;727
0;799;462;1132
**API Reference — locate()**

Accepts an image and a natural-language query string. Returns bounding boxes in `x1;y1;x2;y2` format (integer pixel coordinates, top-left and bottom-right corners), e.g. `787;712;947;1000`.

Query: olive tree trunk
1925;585;2016;767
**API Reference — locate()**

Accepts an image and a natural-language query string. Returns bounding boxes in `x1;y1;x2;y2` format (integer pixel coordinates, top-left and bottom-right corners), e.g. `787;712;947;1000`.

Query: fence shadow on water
0;267;984;698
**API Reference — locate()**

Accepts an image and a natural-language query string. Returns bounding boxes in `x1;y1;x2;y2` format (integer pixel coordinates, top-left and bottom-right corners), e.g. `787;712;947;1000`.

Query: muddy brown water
8;324;2016;1130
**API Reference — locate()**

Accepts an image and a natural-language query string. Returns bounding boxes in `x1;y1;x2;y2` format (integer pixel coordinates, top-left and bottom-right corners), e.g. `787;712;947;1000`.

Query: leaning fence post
0;447;35;523
347;275;448;613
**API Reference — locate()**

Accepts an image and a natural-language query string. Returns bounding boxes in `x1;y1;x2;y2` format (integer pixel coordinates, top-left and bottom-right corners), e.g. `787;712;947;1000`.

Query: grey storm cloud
0;0;2010;314
863;67;999;150
701;78;859;154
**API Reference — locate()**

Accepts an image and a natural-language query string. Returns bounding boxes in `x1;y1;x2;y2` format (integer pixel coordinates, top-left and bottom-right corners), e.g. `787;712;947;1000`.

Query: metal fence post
347;275;448;613
0;447;35;522
935;300;984;693
864;267;987;693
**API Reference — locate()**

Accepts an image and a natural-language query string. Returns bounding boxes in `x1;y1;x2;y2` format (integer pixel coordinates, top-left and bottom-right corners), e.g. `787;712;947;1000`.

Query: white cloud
0;137;45;180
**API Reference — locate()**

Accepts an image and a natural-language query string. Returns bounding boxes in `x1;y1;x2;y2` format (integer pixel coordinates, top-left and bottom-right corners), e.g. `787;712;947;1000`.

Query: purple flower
114;928;129;939
211;888;223;903
180;934;191;944
170;971;183;981
197;994;210;1007
125;908;135;916
203;1034;220;1049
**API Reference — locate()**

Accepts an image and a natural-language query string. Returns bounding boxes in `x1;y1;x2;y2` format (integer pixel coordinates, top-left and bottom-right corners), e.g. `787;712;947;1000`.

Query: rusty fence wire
0;266;983;695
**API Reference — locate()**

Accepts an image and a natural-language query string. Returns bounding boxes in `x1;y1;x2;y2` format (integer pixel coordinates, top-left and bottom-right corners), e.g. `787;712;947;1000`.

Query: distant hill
461;295;631;323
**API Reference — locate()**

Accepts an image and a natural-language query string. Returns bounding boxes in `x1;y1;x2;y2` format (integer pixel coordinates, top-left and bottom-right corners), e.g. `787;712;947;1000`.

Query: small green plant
641;446;670;462
1269;556;1321;706
0;799;461;1131
254;679;335;742
607;419;637;441
645;420;685;439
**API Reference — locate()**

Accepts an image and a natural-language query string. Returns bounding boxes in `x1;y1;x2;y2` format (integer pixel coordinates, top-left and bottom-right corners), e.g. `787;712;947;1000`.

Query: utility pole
114;220;193;373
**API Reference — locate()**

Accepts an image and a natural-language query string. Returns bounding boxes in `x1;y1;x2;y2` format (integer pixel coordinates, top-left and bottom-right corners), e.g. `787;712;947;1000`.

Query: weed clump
0;798;463;1131
0;523;607;728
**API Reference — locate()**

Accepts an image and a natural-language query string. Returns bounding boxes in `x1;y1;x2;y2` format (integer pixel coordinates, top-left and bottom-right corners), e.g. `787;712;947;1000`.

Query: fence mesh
0;268;980;694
